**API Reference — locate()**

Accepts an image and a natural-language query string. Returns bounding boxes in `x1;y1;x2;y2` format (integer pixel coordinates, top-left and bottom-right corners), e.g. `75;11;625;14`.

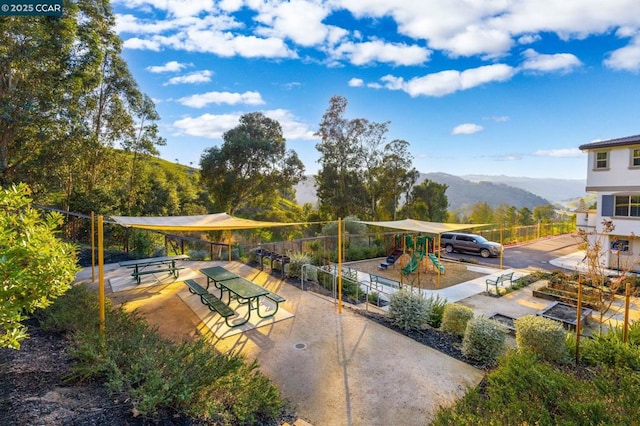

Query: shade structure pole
98;215;105;336
91;211;95;282
338;218;342;314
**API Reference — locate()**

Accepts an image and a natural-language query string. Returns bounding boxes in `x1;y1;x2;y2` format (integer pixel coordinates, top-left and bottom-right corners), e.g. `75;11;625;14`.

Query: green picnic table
119;254;189;284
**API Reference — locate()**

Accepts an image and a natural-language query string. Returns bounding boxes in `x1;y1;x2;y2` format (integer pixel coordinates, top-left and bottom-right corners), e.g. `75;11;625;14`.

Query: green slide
428;253;445;273
402;252;424;275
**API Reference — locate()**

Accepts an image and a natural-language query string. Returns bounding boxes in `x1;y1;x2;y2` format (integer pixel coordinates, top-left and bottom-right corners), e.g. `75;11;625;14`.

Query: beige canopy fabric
111;212;303;231
357;218;488;234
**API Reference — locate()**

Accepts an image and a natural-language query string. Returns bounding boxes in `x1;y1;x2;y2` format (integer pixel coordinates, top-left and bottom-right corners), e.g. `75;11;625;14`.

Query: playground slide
428;253;445;273
402;253;424;275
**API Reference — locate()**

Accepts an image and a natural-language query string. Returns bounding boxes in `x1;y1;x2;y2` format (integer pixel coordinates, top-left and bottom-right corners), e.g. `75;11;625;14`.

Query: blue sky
112;0;640;180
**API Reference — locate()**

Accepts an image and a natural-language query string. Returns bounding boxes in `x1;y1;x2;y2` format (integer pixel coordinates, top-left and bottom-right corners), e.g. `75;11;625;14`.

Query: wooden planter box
537;301;593;330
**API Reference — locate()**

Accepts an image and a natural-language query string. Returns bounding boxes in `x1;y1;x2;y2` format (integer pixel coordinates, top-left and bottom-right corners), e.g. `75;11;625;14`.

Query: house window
632;148;640;167
614;195;640;217
595;151;608;169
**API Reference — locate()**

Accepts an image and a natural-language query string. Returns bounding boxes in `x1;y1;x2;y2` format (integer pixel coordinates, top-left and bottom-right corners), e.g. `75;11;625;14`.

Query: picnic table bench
183;279;237;326
119;254;189;284
486;271;515;296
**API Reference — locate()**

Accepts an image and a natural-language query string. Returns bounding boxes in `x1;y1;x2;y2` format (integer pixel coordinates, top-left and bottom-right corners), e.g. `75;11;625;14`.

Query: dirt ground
345;256;487;289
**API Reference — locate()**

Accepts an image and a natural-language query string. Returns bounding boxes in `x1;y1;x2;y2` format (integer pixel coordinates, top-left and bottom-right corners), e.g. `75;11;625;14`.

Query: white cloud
116;0;640;64
146;61;189;73
263;109;317;140
114;0;216;19
164;70;213;85
382;64;516;97
452;123;484;135
332;40;431;66
521;49;582;73
348;78;364;87
172;109;316;140
177;91;265;108
604;35;640;72
533;148;584;158
122;37;162;51
173;113;239;138
254;0;330;47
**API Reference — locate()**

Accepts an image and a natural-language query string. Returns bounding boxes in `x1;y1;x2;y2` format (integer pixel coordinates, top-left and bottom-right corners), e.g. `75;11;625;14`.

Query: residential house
577;134;640;273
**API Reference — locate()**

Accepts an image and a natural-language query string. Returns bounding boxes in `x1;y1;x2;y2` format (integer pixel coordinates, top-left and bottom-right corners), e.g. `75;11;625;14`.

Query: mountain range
294;173;588;214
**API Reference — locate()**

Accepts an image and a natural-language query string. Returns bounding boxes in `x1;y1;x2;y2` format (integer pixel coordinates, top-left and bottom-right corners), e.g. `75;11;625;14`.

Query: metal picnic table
119;254;189;284
199;265;239;290
200;267;274;326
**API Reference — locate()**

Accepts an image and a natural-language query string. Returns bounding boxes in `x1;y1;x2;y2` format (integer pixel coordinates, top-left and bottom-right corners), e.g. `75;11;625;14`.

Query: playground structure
380;233;445;276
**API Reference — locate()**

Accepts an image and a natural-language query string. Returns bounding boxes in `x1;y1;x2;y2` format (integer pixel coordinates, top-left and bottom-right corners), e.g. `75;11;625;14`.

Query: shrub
188;249;208;261
286;251;313;279
424;294;447;328
579;326;640;370
462;316;507;365
441;303;474;336
515;315;568;363
36;284;284;423
0;183;79;349
388;288;430;331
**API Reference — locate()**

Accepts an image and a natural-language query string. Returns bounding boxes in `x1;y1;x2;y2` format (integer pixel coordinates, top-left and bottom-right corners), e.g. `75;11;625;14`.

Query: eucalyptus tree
0;2;163;217
376;139;419;220
315;95;397;219
121;94;167;214
399;178;448;222
200;112;305;215
0;12;79;191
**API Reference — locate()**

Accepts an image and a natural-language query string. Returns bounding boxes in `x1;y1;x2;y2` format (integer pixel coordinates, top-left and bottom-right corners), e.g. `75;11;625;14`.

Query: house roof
579;134;640;151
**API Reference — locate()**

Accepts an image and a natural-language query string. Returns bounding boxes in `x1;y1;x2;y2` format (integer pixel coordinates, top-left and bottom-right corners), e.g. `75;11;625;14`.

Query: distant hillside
419;173;550;214
294;173;563;214
461;174;586;203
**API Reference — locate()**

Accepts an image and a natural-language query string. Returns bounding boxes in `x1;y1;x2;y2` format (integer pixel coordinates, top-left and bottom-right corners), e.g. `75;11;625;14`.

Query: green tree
200;112;305;214
315;95;395;219
517;206;534;225
469;201;494;224
399;179;448;221
0;184;79;349
0;12;79;190
0;3;164;217
533;204;556;223
376;140;419;220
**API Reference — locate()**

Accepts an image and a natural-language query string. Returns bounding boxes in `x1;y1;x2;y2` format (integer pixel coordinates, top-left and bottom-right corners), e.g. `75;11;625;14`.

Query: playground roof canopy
357;218;487;234
110;212;303;232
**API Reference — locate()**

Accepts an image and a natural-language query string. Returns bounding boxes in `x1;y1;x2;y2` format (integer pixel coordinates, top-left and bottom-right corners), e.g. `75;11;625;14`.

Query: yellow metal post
98;215;105;336
499;224;504;270
337;218;342;314
91;211;95;282
624;282;631;343
575;275;583;364
437;234;441;289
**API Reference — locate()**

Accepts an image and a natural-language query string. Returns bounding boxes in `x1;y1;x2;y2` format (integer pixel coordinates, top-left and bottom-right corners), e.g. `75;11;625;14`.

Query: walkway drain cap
294;343;307;350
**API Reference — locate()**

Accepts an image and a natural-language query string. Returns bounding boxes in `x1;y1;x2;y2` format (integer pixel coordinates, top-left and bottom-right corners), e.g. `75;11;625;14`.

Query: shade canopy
356;218;487;234
110;212;302;232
